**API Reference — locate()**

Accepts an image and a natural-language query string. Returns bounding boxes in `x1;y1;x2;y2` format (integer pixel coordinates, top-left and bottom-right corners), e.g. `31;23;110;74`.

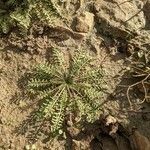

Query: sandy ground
0;0;150;149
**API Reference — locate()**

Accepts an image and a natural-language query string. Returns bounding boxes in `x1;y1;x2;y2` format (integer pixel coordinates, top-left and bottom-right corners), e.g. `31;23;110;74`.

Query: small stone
25;145;30;150
75;12;94;33
105;115;117;126
31;144;36;150
19;101;27;108
126;67;130;71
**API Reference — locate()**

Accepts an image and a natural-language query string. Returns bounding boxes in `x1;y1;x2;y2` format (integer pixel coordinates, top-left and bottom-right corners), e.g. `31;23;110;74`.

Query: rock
94;0;146;38
75;12;94;33
130;130;150;150
25;145;30;150
31;144;36;150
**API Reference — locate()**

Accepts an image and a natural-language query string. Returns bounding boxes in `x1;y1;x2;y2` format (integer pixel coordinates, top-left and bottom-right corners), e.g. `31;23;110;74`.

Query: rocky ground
0;0;150;149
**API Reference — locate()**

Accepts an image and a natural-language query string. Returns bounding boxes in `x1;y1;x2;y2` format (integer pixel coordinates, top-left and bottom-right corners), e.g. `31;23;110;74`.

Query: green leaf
27;49;105;137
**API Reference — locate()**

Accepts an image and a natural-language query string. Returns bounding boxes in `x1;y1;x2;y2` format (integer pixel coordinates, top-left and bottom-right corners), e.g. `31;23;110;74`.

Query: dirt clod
75;11;94;33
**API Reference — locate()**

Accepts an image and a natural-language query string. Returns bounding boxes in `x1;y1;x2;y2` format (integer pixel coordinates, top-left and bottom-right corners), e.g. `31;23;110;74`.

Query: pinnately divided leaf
28;49;105;136
0;0;64;33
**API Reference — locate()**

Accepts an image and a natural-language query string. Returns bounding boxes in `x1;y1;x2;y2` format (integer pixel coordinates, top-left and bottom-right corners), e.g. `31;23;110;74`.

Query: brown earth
0;0;150;150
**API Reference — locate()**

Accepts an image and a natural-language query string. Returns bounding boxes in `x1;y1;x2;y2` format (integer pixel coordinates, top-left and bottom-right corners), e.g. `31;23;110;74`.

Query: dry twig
127;74;150;109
